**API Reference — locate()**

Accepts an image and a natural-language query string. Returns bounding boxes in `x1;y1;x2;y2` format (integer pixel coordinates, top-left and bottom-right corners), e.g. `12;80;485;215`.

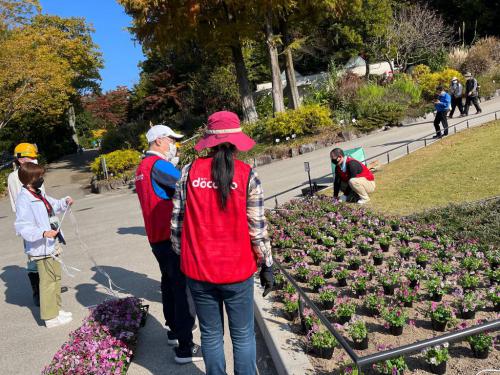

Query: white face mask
164;142;179;166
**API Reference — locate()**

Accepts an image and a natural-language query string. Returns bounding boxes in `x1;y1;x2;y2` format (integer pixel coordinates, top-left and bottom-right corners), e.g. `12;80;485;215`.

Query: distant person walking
433;86;451;138
448;77;464;118
8;143;45;307
464;72;482;115
171;111;274;375
331;148;375;204
14;162;73;328
135;125;202;364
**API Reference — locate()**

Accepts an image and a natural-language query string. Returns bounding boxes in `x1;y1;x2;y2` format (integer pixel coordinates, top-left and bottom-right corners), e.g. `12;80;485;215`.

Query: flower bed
268;196;498;374
42;297;148;374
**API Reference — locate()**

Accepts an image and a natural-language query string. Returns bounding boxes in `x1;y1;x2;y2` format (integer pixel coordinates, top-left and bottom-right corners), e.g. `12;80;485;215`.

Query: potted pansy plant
318;285;337;309
382;307;409;336
425;277;450;302
331;297;356;324
346;317;368;350
427;302;455;332
378;272;400;296
379;236;391;252
422;343;449;374
467;332;494;359
308;325;338;359
335;268;350;287
405;266;424;288
453;290;484;319
364;293;386;317
308;271;326;292
486;286;500;312
373;251;384;266
396;284;419;307
321;262;336;279
282;293;299;321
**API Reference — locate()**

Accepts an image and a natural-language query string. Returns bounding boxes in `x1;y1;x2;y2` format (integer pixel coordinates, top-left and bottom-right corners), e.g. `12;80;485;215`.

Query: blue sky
40;0;145;92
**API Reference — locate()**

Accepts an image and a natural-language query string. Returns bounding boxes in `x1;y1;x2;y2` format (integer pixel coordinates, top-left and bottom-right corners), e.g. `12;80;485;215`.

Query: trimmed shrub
90;149;141;179
257;104;336;140
413;66;463;100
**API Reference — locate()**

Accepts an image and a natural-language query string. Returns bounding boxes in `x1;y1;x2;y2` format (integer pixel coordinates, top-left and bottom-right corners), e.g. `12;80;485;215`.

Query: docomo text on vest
191;177;238;190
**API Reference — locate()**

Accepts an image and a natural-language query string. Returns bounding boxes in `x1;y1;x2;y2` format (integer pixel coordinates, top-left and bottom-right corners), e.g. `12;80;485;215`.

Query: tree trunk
384;54;394;75
364;55;370;80
231;44;258;123
67;104;79;146
265;12;285;114
280;19;300;110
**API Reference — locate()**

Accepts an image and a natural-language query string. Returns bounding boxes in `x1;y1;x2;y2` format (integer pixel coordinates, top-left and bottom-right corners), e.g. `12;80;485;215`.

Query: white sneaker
59;310;72;318
339;195;348;202
45;315;72;328
357;199;370;205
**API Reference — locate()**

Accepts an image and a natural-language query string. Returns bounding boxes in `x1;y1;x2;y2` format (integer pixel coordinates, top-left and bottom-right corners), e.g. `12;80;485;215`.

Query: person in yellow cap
8;143;44;306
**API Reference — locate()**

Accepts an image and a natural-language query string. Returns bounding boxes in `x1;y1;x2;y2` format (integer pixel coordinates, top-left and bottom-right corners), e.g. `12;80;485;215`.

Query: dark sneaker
432;134;442;139
167;331;179;346
174;344;204;364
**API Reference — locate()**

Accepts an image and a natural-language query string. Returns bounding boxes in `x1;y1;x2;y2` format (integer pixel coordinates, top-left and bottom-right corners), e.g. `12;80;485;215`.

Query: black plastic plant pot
495;303;500;313
380;244;390;252
431;319;447;332
348;263;360;271
403;301;413;308
283;309;298;321
312;346;334;359
374;257;383;266
460;309;476;320
338;278;347;287
353;336;369;350
335;255;345;262
401;254;411;260
409;279;419;288
274;281;285;291
416;260;427;269
313;259;322;266
471;346;490;359
360;248;369;256
429;293;443;302
391;224;400;231
389;325;404;336
337;315;352;325
367;308;380;317
374;228;382;235
383;285;395;296
322;300;335;310
345;242;354;249
429;361;447;375
355;289;367;298
323;271;333;279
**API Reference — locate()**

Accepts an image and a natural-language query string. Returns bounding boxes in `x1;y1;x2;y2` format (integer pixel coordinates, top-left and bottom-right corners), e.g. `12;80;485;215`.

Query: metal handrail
274;259;500;372
265;108;500;204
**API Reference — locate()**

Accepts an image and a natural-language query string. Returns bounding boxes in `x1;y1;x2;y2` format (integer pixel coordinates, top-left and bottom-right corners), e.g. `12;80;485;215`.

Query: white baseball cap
146;125;184;143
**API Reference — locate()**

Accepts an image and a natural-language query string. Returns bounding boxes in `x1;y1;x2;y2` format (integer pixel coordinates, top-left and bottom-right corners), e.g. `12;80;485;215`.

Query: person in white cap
448;77;464;118
135;125;202;364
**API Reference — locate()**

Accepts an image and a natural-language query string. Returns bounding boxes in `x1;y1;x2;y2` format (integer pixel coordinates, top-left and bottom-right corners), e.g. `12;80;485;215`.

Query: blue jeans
187;276;256;375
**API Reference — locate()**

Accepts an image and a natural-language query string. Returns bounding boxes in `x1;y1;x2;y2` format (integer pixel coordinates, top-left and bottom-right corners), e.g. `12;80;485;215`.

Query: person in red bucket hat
171;111;274;374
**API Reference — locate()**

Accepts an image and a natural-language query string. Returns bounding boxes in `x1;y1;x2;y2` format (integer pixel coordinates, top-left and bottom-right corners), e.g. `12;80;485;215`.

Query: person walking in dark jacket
464;72;482;115
433;86;451;138
448;77;464;118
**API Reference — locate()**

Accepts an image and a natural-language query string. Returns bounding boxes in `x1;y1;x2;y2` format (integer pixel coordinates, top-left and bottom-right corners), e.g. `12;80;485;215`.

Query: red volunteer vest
135;155;173;243
181;157;257;284
336;157;374;182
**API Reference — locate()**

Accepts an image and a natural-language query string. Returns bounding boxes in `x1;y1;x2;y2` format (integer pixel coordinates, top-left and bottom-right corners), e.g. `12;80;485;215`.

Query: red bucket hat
194;111;256;152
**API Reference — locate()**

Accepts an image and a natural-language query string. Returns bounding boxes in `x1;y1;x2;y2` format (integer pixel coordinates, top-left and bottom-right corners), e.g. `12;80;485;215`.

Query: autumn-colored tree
0;27;75;129
0;0;39;30
82;86;130;128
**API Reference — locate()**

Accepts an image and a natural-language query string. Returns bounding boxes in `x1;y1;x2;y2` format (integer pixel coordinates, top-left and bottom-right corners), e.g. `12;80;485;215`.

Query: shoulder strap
26;188;54;217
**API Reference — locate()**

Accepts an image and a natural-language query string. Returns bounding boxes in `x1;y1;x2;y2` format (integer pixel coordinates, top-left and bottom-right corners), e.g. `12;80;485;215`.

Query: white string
475;370;500;375
67;208;125;298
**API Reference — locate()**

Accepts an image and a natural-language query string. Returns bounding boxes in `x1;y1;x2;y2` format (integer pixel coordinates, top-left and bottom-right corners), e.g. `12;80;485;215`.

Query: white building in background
254;56;394;98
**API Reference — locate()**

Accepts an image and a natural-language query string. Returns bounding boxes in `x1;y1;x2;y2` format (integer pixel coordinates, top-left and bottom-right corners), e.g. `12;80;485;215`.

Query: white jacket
14;187;68;257
8;169;45;213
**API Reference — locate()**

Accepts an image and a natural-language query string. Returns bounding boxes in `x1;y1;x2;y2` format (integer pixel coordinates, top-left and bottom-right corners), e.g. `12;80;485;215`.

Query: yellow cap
14;143;38;159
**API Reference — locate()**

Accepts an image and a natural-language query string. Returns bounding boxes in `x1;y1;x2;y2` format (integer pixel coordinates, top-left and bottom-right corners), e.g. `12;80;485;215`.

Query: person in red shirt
331;147;375;204
135;125;202;364
171;111;273;375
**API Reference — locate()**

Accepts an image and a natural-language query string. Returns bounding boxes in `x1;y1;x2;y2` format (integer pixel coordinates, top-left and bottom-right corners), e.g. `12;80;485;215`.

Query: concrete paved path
256;96;500;205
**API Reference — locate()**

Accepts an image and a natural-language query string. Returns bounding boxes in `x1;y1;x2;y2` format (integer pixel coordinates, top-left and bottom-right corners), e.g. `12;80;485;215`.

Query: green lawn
367;120;500;215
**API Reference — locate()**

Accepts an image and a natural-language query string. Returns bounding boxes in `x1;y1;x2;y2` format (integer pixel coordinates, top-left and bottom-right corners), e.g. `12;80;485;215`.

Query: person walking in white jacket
14;162;74;328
